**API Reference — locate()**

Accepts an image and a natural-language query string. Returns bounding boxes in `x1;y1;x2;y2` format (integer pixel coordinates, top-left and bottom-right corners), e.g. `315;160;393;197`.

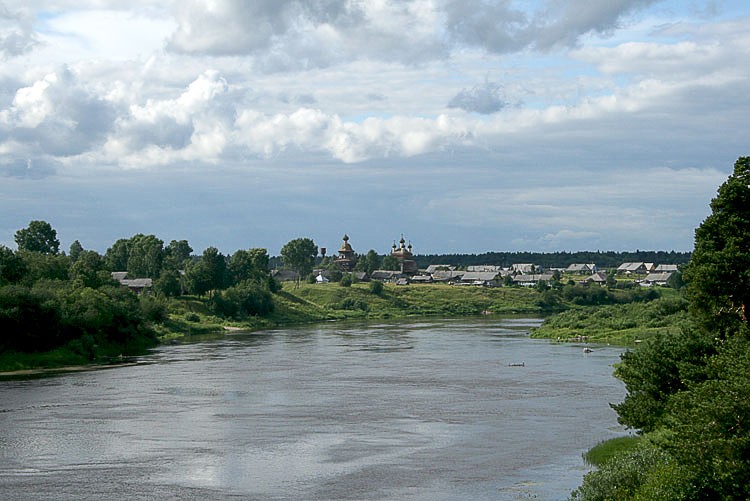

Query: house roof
460;271;501;282
655;264;678;272
566;263;596;272
643;272;674;282
513;273;553;283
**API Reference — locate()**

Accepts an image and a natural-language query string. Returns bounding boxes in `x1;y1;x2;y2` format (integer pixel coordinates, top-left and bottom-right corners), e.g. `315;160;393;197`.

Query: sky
1;0;748;256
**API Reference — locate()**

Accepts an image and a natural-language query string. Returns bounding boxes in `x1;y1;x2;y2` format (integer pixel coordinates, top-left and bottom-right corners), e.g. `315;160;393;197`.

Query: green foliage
228;248;269;285
183;246;228;295
208;280;274;318
163;239;193;271
18;250;70;283
574;157;750;498
583;436;642;467
658;335;750;499
355;249;382;275
381;255;399;271
69;250;108;288
68;240;84;262
339;273;353;287
612;326;715;432
126;234;164;279
15;220;60;254
532;293;687;344
154;269;182;297
572;440;697;501
336;297;368;311
281;238;317;282
0;245;26;285
369;280;384;295
684;156;750;336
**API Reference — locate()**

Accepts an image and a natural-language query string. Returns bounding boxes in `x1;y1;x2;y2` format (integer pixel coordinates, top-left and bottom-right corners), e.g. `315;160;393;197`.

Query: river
0;317;625;500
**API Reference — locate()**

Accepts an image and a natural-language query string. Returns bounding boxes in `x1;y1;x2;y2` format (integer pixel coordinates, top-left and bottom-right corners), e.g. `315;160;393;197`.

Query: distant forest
372;250;688;270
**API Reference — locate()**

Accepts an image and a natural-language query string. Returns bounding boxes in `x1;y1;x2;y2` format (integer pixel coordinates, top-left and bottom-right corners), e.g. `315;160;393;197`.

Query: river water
0;318;625;500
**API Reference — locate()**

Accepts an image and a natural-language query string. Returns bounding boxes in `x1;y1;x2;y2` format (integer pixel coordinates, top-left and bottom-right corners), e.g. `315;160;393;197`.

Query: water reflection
0;317;625;500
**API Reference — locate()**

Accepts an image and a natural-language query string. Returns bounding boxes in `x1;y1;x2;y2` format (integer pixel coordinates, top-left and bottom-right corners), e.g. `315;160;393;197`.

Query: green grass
530;292;689;346
583;436;643;467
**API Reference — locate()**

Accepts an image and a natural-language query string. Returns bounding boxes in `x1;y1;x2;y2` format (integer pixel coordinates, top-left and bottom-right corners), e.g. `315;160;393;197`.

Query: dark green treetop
15;220;60;255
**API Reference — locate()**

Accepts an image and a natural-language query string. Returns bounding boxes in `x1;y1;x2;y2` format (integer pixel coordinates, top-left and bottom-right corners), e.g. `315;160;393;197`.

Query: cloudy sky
1;1;748;256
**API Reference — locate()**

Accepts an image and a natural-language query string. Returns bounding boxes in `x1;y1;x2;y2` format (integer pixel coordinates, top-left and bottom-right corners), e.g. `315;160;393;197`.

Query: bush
369;280;384;295
340;273;353;287
185;313;200;323
337;298;368;311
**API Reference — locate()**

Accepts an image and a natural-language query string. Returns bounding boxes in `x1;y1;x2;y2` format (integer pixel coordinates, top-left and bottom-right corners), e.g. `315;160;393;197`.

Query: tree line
0;224;290;360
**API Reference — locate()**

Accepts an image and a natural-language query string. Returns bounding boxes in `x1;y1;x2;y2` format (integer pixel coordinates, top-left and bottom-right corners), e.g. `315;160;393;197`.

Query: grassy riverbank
530;288;688;346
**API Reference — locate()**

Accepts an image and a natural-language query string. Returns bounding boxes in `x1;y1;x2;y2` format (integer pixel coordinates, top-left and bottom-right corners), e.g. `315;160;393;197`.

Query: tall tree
228;248;269;285
0;245;26;284
683;156;750;336
68;240;84;262
105;238;130;271
280;238;317;284
126;234;164;278
15;220;60;255
164;239;193;271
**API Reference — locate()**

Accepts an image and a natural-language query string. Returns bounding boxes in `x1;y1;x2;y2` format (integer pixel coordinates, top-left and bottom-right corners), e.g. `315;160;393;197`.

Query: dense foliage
0;222;279;369
573;157;750;500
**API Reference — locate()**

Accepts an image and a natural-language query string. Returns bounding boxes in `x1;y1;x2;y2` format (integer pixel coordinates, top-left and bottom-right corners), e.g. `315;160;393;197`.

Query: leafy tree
15;220;60;254
684;156;750;336
0;245;27;285
69;250;108;288
126;234;164;278
280;238;317;285
154;269;182;297
611;328;715;432
68;240;84;262
382;255;399;271
659;335;750;499
355;249;382;275
18;251;69;283
184;247;227;295
164;239;193;271
228;248;269;285
105;238;130;271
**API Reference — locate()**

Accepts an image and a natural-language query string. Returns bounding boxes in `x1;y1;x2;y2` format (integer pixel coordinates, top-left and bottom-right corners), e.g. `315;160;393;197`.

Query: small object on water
583;347;593;353
508;361;525;367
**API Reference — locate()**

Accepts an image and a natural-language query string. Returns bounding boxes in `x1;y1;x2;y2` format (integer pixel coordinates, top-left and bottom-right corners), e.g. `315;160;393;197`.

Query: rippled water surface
0;318;625;500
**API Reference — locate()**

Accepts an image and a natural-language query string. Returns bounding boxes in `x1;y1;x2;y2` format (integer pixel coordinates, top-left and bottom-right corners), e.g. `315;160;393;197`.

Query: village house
583;272;608;285
565;263;597;274
511;263;538;274
111;272;153;295
640;272;674;287
617;262;654;275
512;273;554;287
425;264;456;273
458;271;503;287
654;264;679;272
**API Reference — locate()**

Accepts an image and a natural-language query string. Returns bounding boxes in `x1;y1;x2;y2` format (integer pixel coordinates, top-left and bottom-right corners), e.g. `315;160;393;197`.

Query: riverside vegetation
2;156;749;499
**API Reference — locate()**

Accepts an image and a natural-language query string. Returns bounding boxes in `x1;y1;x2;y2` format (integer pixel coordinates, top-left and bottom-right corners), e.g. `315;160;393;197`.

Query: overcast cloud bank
1;1;748;254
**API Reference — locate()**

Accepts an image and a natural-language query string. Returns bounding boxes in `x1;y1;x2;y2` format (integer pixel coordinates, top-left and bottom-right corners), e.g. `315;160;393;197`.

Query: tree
355;249;382;275
0;245;26;285
105;238;130;271
126;234;164;278
163;239;193;271
228;248;269;285
280;238;317;284
15;220;60;254
68;240;84;262
184;246;227;295
69;250;108;288
382;255;399;271
684;156;750;336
